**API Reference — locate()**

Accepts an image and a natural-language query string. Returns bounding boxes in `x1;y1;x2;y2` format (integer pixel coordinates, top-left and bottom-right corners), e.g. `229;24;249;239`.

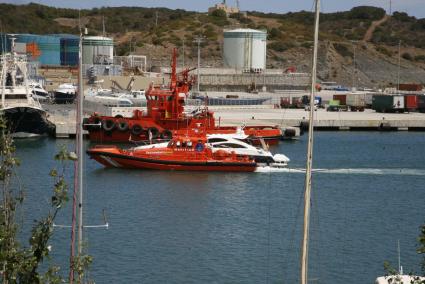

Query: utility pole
351;40;358;91
155;11;158;28
397;40;401;91
182;39;185;68
102;15;105;38
389;0;392;16
193;35;205;92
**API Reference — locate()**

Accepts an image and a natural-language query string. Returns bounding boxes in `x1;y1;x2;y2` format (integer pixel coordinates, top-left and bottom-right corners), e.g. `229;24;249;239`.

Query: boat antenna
397;240;403;275
300;0;320;283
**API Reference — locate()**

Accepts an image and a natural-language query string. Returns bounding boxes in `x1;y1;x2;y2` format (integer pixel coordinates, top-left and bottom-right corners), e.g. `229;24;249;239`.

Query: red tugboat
83;49;282;144
87;134;257;172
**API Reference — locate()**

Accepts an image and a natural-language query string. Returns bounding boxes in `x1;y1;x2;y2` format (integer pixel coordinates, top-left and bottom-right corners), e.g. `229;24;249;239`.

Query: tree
0;115;90;283
382;223;425;284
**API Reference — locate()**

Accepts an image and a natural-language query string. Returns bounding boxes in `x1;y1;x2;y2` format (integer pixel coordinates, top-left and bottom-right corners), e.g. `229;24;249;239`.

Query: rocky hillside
1;3;425;87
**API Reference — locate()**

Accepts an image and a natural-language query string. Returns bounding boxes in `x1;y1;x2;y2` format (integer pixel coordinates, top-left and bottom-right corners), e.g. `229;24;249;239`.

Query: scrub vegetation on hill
1;3;425;86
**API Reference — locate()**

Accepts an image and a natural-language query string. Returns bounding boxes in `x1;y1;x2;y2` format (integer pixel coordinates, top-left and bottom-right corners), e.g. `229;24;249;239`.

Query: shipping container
333;94;346;105
372;95;405;113
346;93;365;111
291;96;303;108
365;93;377;107
280;97;290;108
418;95;425;113
399;83;423;92
405;95;418;111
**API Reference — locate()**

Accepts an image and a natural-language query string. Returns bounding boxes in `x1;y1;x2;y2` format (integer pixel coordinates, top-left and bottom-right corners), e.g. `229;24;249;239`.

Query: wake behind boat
0;37;55;137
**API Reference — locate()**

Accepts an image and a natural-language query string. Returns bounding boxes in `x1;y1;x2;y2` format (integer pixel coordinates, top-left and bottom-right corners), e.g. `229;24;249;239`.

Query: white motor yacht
133;133;290;167
28;80;49;101
52;82;77;104
0;38;55;137
85;92;134;107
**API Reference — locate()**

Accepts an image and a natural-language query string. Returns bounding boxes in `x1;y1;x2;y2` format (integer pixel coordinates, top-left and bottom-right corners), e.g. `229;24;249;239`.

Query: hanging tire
102;119;116;132
160;129;173;140
148;127;159;139
131;124;144;136
117;120;129;132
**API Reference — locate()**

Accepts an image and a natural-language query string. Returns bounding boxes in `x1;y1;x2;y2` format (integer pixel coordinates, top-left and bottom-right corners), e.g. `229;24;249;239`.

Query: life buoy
117;120;129;132
147;127;159;139
160;129;173;140
102;119;116;132
131;124;143;136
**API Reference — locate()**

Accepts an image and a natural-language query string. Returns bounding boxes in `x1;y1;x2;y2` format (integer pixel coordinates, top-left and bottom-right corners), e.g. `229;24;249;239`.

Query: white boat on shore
52;82;77;104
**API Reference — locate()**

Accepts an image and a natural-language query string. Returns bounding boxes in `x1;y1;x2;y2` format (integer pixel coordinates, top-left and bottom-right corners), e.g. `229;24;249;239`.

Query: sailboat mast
69;30;84;284
77;30;84;256
301;0;320;283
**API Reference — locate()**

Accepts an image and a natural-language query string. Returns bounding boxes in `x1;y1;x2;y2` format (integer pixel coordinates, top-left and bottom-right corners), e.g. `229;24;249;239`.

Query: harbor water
14;132;425;283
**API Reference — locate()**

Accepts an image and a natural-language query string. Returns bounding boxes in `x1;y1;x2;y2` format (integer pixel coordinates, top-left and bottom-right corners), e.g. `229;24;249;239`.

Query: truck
326;99;348;112
372;95;405;113
346;93;365;111
418;95;425;113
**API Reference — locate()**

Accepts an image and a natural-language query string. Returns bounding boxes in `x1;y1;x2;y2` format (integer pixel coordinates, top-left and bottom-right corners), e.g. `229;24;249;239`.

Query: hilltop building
208;1;240;16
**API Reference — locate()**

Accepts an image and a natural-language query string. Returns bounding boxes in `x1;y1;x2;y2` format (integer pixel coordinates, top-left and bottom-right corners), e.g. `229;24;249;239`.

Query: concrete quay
44;103;425;138
213;107;425;131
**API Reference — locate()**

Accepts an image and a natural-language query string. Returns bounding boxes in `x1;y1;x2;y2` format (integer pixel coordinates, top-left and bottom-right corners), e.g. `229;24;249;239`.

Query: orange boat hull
87;147;257;172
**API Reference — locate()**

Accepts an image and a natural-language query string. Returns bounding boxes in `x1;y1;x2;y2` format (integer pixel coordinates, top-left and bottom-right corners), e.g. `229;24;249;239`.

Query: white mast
77;29;84;257
300;0;320;283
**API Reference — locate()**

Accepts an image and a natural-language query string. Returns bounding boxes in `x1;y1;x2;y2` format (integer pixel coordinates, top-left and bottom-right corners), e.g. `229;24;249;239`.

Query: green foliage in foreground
382;223;425;284
0;115;91;283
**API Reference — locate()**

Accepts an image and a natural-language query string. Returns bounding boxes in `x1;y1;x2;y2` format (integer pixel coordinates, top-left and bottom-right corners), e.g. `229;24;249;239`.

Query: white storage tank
82;36;114;65
223;28;267;72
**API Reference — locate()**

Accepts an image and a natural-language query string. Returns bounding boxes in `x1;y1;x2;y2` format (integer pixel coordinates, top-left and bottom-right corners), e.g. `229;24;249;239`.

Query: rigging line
310;178;323;283
265;168;272;284
282;181;305;281
342;175;349;278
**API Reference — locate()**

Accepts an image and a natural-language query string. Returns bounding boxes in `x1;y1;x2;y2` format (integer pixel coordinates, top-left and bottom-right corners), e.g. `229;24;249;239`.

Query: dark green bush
414;55;425;62
334;43;353;57
402;52;413;61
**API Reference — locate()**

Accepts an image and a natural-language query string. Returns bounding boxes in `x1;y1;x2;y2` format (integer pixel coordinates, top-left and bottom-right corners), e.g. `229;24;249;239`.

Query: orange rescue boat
87;135;257;172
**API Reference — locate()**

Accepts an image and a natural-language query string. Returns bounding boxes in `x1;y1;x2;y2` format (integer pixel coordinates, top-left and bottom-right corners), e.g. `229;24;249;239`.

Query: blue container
60;35;79;66
13;34;61;65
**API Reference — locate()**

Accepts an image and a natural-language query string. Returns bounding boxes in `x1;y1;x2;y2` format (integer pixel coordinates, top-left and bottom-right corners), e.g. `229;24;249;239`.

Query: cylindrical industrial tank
60;35;79;66
223;28;267;72
82;36;114;65
13;34;61;65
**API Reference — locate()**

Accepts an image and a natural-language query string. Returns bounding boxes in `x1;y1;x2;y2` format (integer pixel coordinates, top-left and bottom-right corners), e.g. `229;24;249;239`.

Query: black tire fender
117;120;129;132
160;129;173;140
131;124;144;136
102;119;116;132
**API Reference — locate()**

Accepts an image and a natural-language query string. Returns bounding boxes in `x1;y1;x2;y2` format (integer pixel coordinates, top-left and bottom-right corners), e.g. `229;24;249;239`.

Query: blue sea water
13;132;425;283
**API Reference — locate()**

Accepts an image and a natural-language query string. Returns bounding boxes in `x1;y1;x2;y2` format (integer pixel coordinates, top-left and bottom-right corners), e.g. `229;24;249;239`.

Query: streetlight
193;35;205;92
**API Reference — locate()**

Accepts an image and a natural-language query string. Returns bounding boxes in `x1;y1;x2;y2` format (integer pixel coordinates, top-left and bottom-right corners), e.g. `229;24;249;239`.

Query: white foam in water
255;167;425;176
